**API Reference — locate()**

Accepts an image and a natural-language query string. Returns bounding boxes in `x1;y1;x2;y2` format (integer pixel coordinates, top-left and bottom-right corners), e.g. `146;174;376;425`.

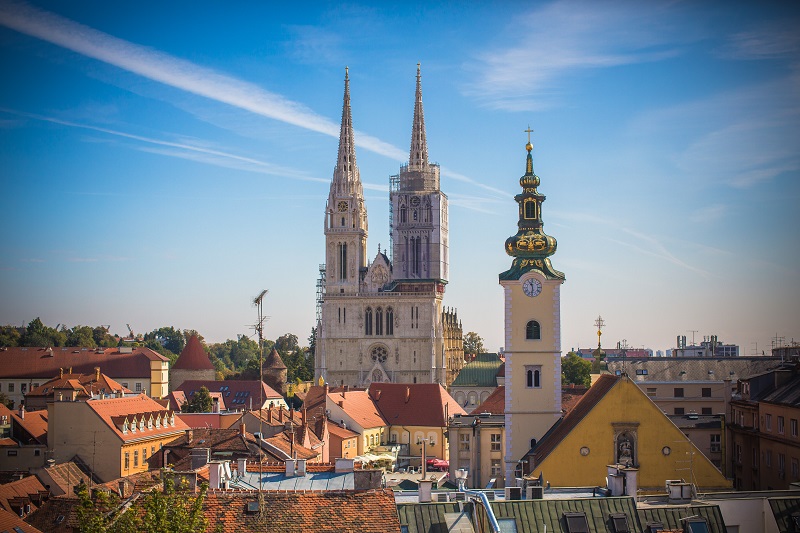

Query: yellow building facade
527;375;732;491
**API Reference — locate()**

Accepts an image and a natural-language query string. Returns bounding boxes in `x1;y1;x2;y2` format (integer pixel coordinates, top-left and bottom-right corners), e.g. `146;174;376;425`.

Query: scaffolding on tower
316;264;326;322
388;173;400;263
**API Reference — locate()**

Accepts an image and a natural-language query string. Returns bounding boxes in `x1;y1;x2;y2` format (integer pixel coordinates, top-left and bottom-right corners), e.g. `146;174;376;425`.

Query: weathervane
594;315;605;349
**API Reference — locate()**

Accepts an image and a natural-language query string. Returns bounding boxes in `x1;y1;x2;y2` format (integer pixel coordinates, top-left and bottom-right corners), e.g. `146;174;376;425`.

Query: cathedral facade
315;66;464;388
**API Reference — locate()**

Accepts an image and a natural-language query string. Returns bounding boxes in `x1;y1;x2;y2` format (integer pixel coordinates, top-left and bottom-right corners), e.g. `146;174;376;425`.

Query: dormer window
147;416;153;429
564;512;589;533
170;414;175;426
139;418;145;431
122;419;129;434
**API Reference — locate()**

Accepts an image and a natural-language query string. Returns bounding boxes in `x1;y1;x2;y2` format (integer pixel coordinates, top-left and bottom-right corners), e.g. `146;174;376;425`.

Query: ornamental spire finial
334;66;359;188
409;62;429;169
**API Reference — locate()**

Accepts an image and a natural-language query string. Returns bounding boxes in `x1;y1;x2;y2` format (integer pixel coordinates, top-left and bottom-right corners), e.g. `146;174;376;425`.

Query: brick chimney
278;406;284;423
95;367;100;381
239;421;246;436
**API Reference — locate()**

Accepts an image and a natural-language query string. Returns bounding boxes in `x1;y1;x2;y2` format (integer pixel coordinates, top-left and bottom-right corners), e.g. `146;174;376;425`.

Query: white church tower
500;131;565;486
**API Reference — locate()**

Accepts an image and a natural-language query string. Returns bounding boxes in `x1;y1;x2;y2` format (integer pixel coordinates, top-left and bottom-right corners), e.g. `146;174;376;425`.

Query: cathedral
315;66;464;388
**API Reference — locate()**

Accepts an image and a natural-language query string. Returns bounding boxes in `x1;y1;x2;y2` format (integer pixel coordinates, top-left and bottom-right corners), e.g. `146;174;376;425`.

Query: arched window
526;365;542;389
376;308;383;335
371;369;382;383
525;199;537;219
386;307;394;335
526;320;541;340
365;308;373;335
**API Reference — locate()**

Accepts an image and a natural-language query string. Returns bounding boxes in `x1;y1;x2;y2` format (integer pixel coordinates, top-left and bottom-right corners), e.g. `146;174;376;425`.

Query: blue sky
1;1;798;355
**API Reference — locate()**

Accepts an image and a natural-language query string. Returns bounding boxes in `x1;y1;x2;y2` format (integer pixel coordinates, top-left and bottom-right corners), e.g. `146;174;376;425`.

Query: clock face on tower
522;278;542;297
337;201;348;212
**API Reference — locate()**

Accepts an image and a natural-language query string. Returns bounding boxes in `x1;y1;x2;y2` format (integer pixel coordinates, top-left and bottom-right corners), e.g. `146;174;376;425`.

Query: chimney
418;479;434;503
18;404;25;420
190;448;210;470
237;458;247;476
405;386;411;403
335;458;354;473
285;459;296;477
267;409;273;424
279;407;284;422
344;385;349;392
68;367;72;374
94;367;100;381
338;400;344;408
186;429;193;443
323;383;329;396
59;368;64;378
212;397;220;413
296;459;307;476
239;421;246;436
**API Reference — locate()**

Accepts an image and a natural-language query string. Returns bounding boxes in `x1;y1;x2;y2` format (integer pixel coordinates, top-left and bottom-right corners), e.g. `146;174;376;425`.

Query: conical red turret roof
172;335;214;370
263;347;287;370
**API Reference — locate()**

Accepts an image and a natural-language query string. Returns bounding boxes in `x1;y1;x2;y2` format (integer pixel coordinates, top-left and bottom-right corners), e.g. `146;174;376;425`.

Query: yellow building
48;393;189;482
499;134;565;485
325;389;387;456
524;374;732;491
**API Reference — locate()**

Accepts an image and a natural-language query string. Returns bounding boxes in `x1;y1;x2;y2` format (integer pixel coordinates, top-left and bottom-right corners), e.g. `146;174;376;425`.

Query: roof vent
246;501;259;514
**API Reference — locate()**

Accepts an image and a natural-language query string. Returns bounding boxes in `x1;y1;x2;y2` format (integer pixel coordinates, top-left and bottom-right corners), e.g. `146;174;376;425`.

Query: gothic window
413;209;418;221
365;308;373;335
526;320;541;340
400;207;407;223
338;243;347;280
376;308;384;335
370;345;388;363
526;365;541;388
386;307;394;335
341;216;345;227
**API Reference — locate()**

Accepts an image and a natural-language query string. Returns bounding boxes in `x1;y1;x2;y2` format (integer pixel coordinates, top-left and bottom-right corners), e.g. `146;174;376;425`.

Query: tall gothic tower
500;133;565;486
391;64;449;284
316;66;463;388
324;67;368;295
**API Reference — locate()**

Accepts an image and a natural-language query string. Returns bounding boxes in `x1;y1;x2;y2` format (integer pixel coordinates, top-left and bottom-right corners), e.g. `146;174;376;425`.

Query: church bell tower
500;130;565;486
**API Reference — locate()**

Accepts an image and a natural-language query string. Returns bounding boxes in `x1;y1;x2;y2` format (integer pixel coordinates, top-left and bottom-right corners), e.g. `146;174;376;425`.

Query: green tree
0;392;13;409
0;325;21;347
20;318;67;347
275;333;299;352
562;352;591;387
182;386;213;413
144;326;185;356
136;477;209;533
93;326;118;347
463;331;485;357
67;325;97;348
308;327;316;361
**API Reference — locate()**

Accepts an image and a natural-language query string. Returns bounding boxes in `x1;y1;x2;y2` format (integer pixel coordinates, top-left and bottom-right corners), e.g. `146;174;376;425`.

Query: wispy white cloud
1;108;318;181
284;24;344;64
717;22;800;60
0;1;403;160
628;77;800;189
464;1;694;110
688;204;727;224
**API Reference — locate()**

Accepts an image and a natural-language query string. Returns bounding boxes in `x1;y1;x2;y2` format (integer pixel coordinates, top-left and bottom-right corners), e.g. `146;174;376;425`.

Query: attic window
122;420;129;434
497;518;518;532
646;524;664;533
246;501;259;514
147;417;153;429
155;415;161;428
684;518;710;533
564;512;590;533
610;513;630;533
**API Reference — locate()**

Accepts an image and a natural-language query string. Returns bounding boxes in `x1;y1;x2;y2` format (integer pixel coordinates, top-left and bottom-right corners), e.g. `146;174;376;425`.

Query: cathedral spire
409;62;429;169
333;66;360;191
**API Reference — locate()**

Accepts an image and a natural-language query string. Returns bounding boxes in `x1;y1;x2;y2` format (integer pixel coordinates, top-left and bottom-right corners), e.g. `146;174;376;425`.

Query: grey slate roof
607;357;782;382
397;502;474;533
450;353;504;388
761;375;800;407
485;497;643;533
229;470;354;491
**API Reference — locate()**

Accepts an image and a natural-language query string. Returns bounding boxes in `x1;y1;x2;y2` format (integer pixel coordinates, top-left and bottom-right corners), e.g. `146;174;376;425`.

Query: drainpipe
464;490;500;533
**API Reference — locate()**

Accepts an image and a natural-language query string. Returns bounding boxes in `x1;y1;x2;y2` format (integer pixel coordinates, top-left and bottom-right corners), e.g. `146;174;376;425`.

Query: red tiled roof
245;406;304;429
262;347;287;370
470;386;504;415
201;489;401;532
35;461;92;496
0;405;48;445
368;383;466;427
175;380;282;410
262;432;318;461
0;346;167;379
561;384;590;415
26;372;130;400
172;335;214;370
530;374;620;466
25;496;80;533
84;394;189;443
327;422;359;439
0;475;46;514
328;390;387;429
0;508;43;532
0;437;16;446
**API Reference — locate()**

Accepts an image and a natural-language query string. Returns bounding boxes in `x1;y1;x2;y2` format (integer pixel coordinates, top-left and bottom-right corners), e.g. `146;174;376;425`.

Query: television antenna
251;289;268;494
